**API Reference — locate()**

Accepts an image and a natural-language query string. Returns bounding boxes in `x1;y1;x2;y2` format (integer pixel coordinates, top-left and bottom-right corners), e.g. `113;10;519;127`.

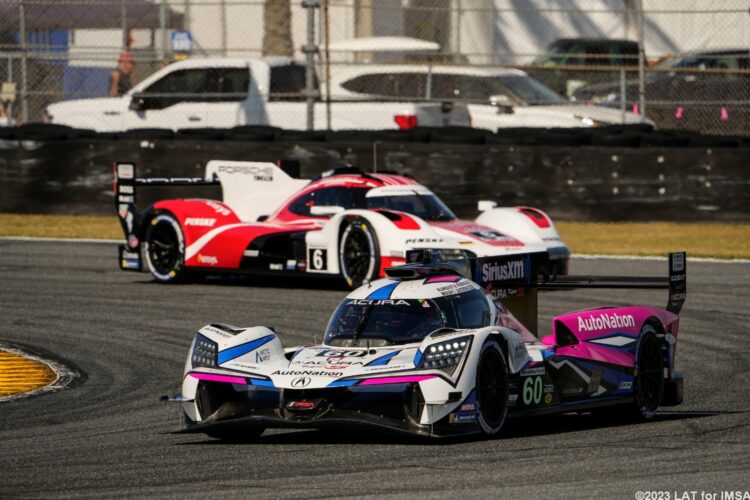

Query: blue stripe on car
328;379;358;387
413;349;422;366
365;350;400;366
218;334;275;364
249;378;274;387
366;282;399;300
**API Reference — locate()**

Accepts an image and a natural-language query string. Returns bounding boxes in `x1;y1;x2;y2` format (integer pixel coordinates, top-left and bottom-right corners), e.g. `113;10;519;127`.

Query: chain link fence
1;0;748;135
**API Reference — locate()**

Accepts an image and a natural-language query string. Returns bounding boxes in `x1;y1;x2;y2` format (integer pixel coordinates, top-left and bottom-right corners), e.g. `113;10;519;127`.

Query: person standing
109;53;136;97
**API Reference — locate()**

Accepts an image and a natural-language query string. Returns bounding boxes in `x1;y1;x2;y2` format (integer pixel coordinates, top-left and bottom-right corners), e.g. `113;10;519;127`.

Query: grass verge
0;214;747;260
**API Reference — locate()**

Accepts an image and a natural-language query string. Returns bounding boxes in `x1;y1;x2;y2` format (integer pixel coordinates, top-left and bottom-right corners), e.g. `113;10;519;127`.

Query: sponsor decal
488;287;525;300
544;393;553;404
286;259;297;271
562;385;584;396
218;164;273;181
619;381;633;390
290;376;311;387
469;230;515;242
508;394;518;407
255;348;271;363
587;370;603;394
206;200;231;217
185;217;216;227
118;194;135;204
243;249;260;258
405;238;443;244
672;252;685;272
520;366;545;377
118;184;134;194
459;403;476;412
121;250;139;260
273;370;344;378
117;163;134;179
202;325;233;338
346;299;410;306
436;283;474;296
577;313;635;332
286;400;317;410
293;359;365;369
543;384;554;394
269;263;283;271
449;412;477;424
481;258;525;283
197;254;218;266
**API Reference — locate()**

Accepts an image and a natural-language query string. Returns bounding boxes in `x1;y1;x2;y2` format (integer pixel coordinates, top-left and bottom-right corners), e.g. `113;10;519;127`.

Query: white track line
1;236;748;264
0;344;79;403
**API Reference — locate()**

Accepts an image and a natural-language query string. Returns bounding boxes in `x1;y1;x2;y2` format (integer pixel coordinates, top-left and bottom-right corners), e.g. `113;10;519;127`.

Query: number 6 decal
309;248;327;271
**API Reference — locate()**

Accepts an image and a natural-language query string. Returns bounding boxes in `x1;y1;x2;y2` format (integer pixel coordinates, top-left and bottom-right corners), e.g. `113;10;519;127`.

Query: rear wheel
476;340;509;436
339;217;380;288
144;212;189;283
630;327;664;420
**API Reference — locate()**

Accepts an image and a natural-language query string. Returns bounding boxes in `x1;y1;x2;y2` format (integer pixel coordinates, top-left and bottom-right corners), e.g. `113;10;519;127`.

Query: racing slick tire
143;212;190;283
339;217;380;289
629;327;665;420
475;340;509;436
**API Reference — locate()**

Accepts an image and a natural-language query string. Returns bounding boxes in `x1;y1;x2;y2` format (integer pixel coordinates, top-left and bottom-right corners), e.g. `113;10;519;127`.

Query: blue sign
170;31;193;53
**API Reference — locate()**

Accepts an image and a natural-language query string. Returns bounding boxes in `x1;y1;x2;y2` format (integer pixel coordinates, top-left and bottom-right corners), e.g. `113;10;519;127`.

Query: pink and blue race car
168;250;686;439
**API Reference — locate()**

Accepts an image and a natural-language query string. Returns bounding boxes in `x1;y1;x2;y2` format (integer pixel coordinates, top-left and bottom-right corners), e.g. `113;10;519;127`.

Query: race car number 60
523;376;543;405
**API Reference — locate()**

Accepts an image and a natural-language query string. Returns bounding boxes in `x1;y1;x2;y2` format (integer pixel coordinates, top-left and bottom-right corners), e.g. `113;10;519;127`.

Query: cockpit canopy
324;287;491;347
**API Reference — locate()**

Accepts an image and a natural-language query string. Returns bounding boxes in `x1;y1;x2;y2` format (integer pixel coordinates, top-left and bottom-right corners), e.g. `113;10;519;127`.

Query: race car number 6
522;376;543;405
311;249;325;270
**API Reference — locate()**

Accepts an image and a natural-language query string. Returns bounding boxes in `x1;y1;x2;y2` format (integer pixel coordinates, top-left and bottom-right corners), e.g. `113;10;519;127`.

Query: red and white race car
114;160;569;287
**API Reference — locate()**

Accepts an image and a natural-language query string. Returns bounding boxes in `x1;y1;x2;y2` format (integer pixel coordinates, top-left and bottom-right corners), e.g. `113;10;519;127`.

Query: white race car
115;160;569;287
168;250;686;439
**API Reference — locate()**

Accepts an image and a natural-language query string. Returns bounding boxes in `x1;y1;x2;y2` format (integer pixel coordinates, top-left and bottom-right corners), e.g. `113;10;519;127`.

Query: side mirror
310;205;344;217
489;94;514;114
541;334;556;347
477;200;497;212
129;94;146;111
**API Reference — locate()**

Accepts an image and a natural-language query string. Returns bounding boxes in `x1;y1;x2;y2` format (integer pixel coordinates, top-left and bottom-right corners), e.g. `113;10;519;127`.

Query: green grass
1;214;748;260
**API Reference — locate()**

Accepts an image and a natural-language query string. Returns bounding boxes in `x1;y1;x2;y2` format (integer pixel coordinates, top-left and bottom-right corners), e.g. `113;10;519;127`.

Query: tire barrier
0;124;747;221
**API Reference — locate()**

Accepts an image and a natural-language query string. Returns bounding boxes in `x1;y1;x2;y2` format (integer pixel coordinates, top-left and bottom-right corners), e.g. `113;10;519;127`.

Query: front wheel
339;217;380;289
144;212;189;283
475;340;509;436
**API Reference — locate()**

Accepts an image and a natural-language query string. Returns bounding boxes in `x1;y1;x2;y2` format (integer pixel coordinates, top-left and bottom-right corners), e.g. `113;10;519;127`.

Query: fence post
636;0;646;122
302;0;320;131
323;0;331;130
620;67;626;124
18;0;28;123
159;0;168;61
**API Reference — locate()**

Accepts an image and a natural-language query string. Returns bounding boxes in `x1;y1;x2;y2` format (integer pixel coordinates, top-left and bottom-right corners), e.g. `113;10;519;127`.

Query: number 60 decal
522;376;543;405
308;248;327;271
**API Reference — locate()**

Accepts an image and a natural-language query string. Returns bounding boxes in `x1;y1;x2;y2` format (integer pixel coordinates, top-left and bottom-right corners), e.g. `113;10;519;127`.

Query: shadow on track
174;409;739;447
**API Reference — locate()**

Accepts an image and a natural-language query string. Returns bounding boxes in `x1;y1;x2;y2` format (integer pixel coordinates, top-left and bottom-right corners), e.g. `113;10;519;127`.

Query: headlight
191;334;217;368
419;336;471;376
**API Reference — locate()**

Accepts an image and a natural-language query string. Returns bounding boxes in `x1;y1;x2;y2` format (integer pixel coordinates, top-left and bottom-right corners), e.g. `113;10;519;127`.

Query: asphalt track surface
1;239;748;499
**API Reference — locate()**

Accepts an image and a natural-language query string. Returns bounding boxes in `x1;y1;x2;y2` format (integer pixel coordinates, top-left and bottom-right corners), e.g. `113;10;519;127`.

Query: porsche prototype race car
167;250;686;439
114;160;569;288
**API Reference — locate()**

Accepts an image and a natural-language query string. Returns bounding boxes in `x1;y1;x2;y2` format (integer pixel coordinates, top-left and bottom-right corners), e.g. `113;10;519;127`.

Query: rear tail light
394;114;418;130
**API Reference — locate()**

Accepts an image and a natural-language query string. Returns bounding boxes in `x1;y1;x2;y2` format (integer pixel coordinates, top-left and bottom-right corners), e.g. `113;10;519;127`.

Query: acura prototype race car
167;250;686;439
114;160;569;288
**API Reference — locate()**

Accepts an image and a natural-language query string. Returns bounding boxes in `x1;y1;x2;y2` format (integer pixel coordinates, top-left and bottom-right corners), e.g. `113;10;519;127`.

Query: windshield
366;192;456;221
324;289;491;347
497;75;565;104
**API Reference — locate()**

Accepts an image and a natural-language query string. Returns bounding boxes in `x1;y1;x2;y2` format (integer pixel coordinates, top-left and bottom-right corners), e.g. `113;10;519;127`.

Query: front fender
305;209;444;276
476;206;564;249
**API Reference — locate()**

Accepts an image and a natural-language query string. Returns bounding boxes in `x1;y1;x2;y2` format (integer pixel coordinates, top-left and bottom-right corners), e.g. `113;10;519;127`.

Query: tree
262;0;293;57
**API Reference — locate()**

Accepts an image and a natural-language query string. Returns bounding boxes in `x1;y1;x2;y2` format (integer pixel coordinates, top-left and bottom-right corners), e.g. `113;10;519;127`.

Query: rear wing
405;249;686;333
113;159;301;252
